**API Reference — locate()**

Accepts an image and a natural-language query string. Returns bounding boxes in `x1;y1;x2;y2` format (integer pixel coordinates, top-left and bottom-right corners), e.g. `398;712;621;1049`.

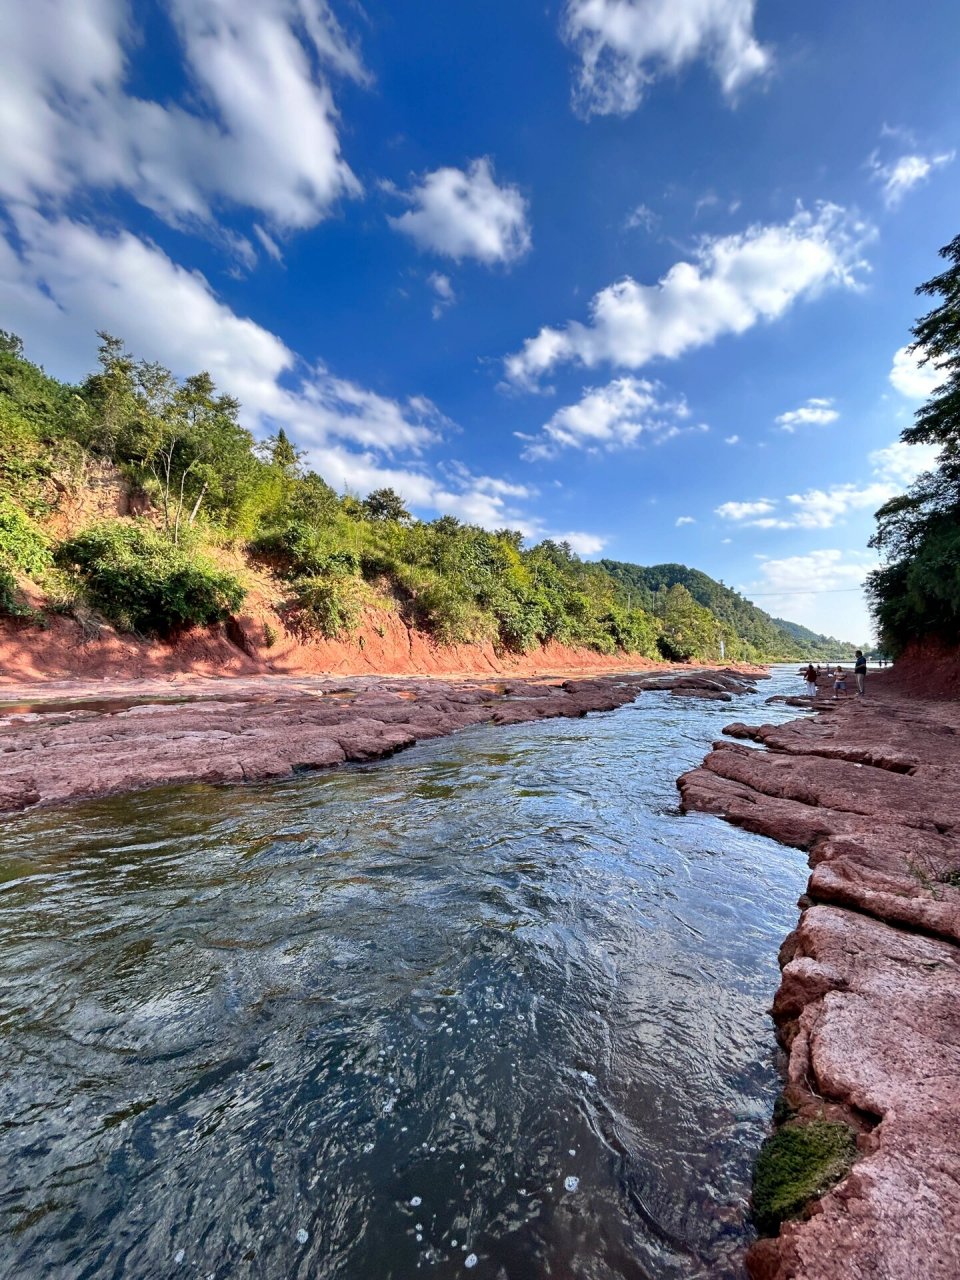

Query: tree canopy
868;233;960;654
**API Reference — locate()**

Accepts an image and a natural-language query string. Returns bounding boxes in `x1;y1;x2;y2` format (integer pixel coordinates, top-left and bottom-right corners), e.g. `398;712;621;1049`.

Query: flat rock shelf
678;669;960;1280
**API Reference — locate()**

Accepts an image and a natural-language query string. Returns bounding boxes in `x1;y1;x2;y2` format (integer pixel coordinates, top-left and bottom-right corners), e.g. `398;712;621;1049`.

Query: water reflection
0;671;809;1278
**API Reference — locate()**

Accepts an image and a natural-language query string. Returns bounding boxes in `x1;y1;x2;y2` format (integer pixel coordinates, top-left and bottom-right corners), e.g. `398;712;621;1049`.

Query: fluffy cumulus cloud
563;0;771;118
714;439;938;531
0;210;568;537
744;549;879;642
505;204;869;388
387;159;531;265
888;345;945;399
775;397;838;431
516;376;699;460
869;149;955;209
0;0;365;231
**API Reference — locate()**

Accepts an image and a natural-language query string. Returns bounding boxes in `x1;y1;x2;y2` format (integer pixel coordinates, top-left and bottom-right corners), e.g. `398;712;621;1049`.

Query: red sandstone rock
679;674;960;1279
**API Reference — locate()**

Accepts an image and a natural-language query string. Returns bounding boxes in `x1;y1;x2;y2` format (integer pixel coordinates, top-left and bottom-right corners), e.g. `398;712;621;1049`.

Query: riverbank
0;666;764;815
678;668;960;1279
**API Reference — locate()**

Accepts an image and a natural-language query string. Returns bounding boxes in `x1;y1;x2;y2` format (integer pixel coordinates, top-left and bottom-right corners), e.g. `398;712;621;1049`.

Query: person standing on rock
833;667;847;699
804;664;817;698
854;650;867;697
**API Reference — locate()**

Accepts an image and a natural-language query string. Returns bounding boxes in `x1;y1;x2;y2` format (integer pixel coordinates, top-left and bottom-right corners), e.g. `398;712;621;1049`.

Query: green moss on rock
752;1120;857;1236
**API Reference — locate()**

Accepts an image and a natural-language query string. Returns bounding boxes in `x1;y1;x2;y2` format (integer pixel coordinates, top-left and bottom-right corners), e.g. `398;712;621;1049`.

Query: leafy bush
289;574;365;638
0;495;51;577
250;522;359;579
54;521;244;635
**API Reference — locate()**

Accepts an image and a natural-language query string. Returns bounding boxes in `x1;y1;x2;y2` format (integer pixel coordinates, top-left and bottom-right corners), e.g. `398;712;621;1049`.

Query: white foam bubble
465;1253;478;1269
410;1196;422;1207
296;1228;309;1244
564;1176;579;1192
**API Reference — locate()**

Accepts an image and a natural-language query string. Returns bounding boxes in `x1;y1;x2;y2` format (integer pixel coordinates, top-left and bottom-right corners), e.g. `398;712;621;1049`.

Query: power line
744;586;867;597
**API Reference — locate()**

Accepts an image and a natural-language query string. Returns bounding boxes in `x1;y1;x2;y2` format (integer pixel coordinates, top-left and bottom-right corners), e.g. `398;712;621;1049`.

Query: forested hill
600;561;858;660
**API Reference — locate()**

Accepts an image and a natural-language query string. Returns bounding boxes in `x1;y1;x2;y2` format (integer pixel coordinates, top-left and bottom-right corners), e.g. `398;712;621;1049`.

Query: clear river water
0;667;810;1280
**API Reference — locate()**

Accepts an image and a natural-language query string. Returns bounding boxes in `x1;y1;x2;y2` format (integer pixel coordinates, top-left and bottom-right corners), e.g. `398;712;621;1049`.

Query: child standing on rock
833;667;847;699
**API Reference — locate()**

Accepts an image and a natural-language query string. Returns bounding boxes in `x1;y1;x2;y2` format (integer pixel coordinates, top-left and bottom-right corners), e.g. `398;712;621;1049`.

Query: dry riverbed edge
0;666;762;815
678;671;960;1280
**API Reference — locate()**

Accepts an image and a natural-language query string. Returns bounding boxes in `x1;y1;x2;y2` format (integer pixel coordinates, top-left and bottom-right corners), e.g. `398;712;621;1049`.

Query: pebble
296;1228;309;1244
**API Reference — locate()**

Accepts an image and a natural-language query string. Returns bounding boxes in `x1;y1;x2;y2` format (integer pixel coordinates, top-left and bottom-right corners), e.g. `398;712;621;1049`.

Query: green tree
362;487;411;522
868;232;960;653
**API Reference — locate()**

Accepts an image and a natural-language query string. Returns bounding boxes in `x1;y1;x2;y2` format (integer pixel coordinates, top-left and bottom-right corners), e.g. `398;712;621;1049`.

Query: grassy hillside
1;328;841;664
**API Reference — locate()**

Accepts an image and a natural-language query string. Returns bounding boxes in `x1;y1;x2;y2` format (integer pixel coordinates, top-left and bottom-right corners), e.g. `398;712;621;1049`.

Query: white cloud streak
563;0;771;117
0;0;366;231
775;396;838;431
387;159;531;265
0;210;557;536
505;204;870;388
869;149;955;208
715;440;939;531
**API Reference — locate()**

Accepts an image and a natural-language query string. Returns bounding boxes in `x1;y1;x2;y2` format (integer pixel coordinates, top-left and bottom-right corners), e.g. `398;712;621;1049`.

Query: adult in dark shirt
854;650;867;697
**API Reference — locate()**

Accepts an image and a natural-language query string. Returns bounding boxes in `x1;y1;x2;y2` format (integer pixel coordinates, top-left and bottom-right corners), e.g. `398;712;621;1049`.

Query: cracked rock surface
0;667;761;815
678;672;960;1279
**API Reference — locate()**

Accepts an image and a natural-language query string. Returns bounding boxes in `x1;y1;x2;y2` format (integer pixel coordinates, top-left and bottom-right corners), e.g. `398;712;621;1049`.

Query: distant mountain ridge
599;560;859;660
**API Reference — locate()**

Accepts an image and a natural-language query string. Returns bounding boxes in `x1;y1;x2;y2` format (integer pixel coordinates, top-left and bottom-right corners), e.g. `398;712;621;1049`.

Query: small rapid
0;668;811;1279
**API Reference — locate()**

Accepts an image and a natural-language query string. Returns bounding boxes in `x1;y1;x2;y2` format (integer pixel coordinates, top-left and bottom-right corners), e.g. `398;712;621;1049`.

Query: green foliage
1;328;834;659
752;1121;857;1236
250;521;359;579
289;574;365;639
868;232;960;654
601;560;855;659
0;496;51;577
54;521;244;635
362;487;411;522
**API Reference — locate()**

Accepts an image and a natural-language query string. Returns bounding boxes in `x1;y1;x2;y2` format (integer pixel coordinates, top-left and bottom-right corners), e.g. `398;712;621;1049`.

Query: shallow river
0;668;810;1279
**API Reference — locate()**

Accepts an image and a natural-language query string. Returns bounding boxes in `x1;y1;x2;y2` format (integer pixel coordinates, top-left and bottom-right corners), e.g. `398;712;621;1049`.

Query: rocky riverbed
678;670;960;1279
0;666;762;815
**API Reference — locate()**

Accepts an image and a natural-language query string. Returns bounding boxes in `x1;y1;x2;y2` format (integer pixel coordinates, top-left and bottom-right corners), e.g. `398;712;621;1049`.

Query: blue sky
1;0;956;642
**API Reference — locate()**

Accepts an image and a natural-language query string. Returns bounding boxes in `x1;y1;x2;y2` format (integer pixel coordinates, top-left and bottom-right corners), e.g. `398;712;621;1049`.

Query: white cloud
0;0;366;232
775;396;838;431
675;515;696;526
556;531;608;555
563;0;771;117
517;376;693;460
724;434;740;444
743;549;878;642
0;208;567;539
715;439;939;532
253;224;284;264
428;271;456;319
868;440;939;486
387;158;531;265
869;149;955;208
889;345;945;400
624;202;658;232
715;499;776;520
505;204;869;388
